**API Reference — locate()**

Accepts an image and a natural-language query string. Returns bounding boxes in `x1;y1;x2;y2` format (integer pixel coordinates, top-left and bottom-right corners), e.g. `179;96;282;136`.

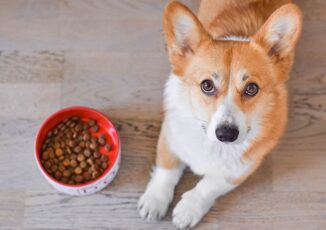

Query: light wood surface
0;0;325;229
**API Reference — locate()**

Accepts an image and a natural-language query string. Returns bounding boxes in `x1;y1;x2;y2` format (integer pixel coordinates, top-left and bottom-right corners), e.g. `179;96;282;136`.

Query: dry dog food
40;116;112;185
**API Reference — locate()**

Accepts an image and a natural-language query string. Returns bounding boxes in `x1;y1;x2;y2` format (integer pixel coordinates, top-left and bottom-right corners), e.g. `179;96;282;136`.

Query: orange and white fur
138;0;302;228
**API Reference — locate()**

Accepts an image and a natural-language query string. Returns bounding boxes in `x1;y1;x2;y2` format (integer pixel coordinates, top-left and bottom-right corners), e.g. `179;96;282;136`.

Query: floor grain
0;0;325;229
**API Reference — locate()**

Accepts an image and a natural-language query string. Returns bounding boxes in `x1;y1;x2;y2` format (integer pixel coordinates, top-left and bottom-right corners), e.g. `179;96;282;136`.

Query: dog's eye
200;80;216;96
244;83;259;97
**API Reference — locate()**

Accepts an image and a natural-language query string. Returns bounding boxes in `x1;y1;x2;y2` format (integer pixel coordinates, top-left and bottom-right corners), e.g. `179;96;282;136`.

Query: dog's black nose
215;125;239;142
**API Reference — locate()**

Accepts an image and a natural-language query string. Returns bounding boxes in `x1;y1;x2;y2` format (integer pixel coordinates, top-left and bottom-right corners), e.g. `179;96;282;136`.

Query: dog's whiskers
194;117;208;124
201;124;207;133
193;117;208;133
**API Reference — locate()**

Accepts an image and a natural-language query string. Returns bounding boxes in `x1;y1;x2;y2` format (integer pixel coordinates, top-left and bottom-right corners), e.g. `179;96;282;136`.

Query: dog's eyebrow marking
212;72;219;80
242;75;249;81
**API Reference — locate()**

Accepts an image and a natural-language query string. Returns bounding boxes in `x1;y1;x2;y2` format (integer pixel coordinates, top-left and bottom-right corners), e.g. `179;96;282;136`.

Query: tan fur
161;0;302;184
156;122;180;169
199;0;291;38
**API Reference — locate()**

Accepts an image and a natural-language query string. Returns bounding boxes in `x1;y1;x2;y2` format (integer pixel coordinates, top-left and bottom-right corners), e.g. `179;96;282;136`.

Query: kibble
88;119;96;126
63;170;71;177
83;124;89;130
83;171;91;180
70;159;78;168
83;149;91;157
75;175;83;183
87;158;94;165
74;146;82;153
51;165;58;172
42;151;49;160
74;167;82;175
79;141;86;148
44;161;51;169
83;133;90;141
93;151;101;158
40;117;111;185
70;154;77;160
95;158;101;165
92;171;100;179
101;162;107;169
75;124;83;132
54;142;60;149
48;149;55;158
101;155;109;162
89;142;98;150
55;148;63;157
91;125;99;132
68;140;76;147
98;136;106;145
63;158;70;167
55;171;62;179
104;144;111;152
58;163;66;172
80;161;87;169
66;147;72;154
77;153;85;162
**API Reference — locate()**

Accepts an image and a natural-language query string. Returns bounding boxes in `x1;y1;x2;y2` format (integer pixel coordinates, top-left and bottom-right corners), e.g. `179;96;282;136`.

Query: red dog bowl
35;106;121;196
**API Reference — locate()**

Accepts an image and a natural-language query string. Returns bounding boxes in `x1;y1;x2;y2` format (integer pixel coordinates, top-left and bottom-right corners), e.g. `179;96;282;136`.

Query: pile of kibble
40;116;111;185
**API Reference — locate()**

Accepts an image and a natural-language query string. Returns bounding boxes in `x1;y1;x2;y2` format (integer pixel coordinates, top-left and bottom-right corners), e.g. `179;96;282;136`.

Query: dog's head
163;2;302;144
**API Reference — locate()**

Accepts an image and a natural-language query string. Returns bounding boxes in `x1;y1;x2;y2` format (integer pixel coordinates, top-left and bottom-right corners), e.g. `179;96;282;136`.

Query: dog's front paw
172;192;205;229
138;193;169;221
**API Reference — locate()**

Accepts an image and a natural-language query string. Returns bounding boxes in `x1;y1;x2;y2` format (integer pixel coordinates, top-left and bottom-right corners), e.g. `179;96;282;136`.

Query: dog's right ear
163;1;210;75
252;4;302;60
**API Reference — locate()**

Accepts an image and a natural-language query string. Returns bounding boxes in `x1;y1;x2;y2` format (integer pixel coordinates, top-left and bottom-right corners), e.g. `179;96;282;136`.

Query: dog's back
198;0;291;38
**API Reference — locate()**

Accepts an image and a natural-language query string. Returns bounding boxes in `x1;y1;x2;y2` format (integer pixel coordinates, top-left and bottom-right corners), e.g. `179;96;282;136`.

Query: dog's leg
138;123;184;221
172;174;236;229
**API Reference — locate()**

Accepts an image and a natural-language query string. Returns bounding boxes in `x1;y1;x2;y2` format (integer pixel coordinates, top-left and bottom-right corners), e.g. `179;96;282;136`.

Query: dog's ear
163;1;210;75
252;4;302;59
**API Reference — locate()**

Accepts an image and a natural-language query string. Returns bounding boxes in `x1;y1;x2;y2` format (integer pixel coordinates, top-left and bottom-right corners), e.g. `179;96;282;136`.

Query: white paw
172;192;205;229
138;193;170;221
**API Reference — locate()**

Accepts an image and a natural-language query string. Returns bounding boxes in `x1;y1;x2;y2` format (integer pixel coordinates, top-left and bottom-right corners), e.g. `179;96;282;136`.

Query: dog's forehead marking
212;72;219;80
242;75;249;82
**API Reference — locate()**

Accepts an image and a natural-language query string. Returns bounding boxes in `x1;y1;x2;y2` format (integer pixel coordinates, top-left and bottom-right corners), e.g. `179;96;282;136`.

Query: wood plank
272;119;326;192
200;191;326;230
295;0;326;20
0;0;164;51
0;83;61;119
61;52;170;120
0;189;25;230
0;51;64;83
290;20;326;121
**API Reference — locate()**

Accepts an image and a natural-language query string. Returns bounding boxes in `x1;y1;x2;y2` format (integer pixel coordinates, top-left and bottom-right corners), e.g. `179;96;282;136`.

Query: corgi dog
138;0;302;228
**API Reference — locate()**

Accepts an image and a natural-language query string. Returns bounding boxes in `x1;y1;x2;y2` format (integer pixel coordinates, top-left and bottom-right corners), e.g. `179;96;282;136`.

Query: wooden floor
0;0;325;229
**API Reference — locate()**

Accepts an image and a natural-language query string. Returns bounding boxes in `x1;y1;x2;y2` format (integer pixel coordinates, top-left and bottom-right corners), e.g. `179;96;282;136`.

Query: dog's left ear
253;3;302;59
163;1;210;75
